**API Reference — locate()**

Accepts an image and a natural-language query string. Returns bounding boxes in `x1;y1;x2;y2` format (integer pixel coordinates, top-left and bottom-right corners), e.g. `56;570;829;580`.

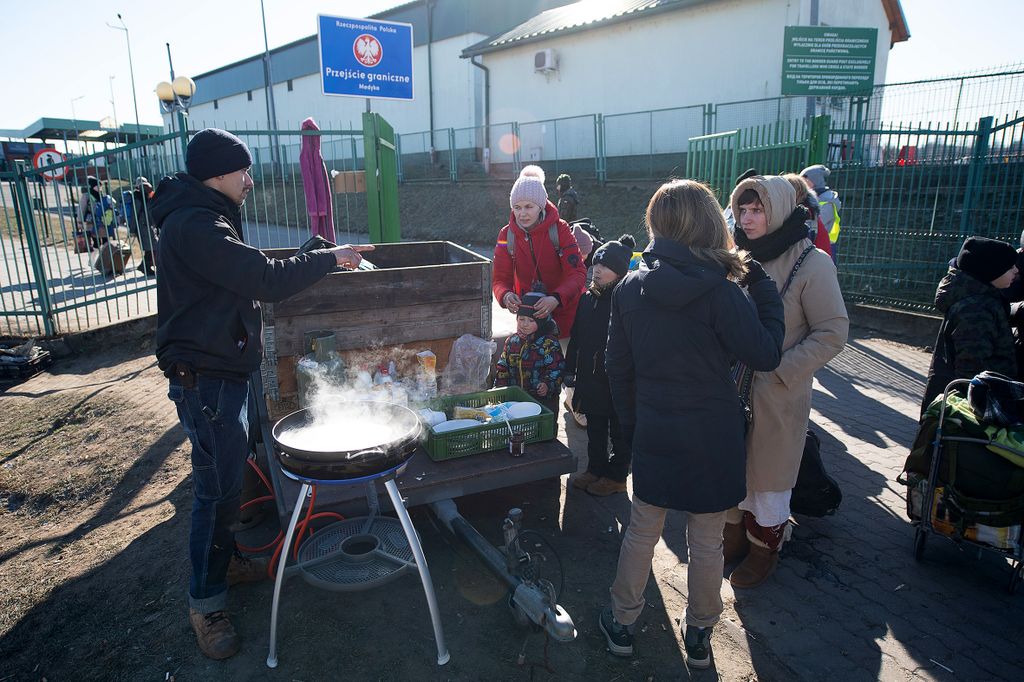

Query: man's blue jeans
168;375;250;613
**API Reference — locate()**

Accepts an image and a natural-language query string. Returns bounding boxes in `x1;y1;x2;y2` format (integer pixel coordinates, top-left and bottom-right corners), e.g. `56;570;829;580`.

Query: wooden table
265;436;577;518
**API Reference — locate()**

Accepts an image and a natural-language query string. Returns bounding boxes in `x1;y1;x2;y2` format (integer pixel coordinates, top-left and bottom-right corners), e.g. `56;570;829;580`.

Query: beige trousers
609;496;727;629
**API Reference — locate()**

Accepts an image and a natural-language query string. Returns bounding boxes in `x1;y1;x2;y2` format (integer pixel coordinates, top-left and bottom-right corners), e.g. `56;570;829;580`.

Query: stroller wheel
1008;561;1023;595
913;526;927;562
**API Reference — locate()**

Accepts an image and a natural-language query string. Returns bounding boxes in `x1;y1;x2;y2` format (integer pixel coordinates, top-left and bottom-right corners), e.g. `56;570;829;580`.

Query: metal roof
462;0;909;57
0;118;164;143
462;0;701;56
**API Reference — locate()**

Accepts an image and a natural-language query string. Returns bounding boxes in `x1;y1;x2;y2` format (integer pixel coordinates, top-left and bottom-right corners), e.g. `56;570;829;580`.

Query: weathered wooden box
260;241;491;413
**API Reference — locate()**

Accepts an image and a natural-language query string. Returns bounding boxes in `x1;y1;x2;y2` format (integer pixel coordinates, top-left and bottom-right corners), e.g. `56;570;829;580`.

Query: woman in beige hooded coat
726;175;849;588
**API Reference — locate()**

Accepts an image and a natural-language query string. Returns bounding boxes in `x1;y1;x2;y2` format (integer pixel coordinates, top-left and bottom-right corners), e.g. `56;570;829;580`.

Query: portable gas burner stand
266;462;450;669
250;372;580;667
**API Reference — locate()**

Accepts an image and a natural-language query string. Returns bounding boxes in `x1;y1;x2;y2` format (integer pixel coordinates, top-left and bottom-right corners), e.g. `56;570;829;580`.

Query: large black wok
272;401;422;480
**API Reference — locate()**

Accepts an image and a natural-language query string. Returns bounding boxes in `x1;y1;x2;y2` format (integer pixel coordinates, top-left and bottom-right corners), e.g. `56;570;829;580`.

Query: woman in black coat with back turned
597;179;784;669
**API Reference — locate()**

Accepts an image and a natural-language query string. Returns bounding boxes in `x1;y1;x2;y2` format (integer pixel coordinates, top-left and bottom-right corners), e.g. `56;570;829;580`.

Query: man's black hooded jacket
151;172;335;379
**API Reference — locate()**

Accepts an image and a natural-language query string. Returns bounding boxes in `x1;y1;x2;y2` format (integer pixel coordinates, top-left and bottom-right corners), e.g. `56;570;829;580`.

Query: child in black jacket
565;234;636;496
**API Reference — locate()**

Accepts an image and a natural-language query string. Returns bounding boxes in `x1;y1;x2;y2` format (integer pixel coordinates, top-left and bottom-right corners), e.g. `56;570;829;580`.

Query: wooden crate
331;170;367;194
261;241;491;412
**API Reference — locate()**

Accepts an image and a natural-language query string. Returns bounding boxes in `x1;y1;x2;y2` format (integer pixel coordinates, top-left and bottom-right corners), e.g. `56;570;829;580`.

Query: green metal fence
831;114;1024;311
4;67;1022;336
379;66;1024;184
0;131;180;337
686;117;826;205
0;125;374;337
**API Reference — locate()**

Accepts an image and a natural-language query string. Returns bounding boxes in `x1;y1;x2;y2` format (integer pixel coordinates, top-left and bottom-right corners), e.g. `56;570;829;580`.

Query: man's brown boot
227;552;269;585
571;471;600;490
189;609;240;660
729;544;779;589
723;521;750;564
587;477;628;496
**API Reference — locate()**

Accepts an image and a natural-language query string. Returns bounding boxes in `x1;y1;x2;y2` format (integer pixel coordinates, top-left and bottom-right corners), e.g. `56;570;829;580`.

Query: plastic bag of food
441;334;497;396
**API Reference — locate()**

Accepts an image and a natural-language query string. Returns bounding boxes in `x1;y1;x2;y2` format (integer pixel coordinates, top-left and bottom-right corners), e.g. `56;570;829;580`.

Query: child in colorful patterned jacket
494;291;565;419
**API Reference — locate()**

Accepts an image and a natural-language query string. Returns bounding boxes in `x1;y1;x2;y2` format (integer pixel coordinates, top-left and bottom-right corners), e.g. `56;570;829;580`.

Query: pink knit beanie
509;165;549;208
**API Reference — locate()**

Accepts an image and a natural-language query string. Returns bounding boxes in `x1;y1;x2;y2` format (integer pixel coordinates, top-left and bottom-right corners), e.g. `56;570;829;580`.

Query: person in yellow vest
801;164;841;264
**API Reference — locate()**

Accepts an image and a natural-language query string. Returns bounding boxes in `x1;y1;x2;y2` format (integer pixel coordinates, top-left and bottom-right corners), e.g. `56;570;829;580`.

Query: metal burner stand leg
266;482;311;669
384;478;451;665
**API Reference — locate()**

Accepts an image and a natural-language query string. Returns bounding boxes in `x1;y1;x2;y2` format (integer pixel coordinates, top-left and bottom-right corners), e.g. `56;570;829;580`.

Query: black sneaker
598;607;634;657
683;625;712;669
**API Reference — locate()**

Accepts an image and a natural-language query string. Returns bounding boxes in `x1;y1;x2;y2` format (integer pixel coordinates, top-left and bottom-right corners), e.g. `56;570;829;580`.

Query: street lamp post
70;95;85;139
156;75;196;166
108;76;119;144
107;14;143;145
69;95;86;229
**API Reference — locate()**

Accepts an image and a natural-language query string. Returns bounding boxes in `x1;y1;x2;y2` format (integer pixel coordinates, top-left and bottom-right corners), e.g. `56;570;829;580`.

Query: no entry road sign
318;14;414;101
32;149;66;181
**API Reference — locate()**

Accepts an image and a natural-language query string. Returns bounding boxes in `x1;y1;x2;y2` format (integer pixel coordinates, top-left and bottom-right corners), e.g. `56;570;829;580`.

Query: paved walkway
727;335;1024;680
5;327;1022;679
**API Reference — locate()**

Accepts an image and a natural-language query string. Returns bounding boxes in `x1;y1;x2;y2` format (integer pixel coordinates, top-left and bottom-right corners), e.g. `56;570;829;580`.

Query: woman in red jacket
492;165;587;339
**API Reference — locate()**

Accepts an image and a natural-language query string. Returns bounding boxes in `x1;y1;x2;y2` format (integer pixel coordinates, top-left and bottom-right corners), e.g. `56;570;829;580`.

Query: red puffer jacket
492;201;587;337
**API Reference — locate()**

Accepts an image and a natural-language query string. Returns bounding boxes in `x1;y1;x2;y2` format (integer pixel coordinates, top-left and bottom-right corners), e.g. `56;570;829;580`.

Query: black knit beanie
956;236;1018;284
517;291;555;336
186;128;253;181
736;168;759;184
593;234;637;278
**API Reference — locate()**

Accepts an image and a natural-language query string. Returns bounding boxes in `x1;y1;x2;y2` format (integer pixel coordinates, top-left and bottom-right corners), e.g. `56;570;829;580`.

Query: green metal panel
12;163;54;336
686;130;738;206
362;112;401;243
960;116;993;235
828;114;1024;311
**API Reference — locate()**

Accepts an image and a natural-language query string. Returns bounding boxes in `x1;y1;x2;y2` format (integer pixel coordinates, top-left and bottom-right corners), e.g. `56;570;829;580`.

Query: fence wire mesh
4;66;1023;334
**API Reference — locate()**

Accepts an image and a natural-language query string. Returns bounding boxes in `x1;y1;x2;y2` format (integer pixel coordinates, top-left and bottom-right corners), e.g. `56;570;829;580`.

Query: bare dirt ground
0;332;784;681
8;328;1018;682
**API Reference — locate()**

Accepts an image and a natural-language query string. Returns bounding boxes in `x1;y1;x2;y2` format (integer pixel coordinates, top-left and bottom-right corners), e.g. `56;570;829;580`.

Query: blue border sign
318;14;414;101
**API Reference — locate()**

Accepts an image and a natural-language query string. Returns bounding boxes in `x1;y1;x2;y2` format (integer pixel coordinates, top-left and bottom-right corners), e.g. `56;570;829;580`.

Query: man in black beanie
921;236;1019;414
150;128;372;660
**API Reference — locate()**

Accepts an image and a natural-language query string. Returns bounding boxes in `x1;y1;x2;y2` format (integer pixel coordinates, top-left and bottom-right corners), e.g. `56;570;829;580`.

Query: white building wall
172;32;487;152
480;0;895;162
166;1;899;167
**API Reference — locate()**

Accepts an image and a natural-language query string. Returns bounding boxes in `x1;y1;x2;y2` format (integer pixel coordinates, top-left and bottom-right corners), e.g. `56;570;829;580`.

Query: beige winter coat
746;238;849;491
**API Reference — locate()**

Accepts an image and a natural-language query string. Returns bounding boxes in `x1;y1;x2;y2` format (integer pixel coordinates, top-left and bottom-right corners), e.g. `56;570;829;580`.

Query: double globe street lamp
155;76;196;166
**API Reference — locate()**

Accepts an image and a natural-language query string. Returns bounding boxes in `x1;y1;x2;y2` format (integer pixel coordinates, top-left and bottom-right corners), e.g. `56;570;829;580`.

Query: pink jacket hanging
299;117;335;243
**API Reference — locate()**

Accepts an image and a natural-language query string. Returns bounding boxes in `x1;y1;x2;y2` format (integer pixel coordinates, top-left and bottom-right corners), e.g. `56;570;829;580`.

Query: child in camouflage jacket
495;291;565;417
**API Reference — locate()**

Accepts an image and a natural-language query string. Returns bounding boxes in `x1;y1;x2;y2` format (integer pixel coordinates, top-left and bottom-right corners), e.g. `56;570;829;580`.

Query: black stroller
902;377;1024;593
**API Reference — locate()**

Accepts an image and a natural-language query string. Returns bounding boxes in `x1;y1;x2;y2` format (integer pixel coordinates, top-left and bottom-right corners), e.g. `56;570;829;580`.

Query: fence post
592;114;604;183
809;115;831;166
177;111;189;165
959;116;993;235
512;122;522;174
649;110;654;178
703;103;715;135
13;161;54;336
448;128;457;182
395;133;404;183
553;119;560;174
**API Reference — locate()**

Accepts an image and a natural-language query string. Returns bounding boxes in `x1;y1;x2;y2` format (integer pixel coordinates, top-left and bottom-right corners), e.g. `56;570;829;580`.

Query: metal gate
0;131;181;337
830;114;1024;310
363;112;401;243
686;116;830;205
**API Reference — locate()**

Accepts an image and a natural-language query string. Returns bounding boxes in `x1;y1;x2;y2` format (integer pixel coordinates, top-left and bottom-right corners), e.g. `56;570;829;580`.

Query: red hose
234;455;345;577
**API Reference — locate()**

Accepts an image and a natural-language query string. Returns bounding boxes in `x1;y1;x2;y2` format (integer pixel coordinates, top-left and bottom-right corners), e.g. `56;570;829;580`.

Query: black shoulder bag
732;245;815;424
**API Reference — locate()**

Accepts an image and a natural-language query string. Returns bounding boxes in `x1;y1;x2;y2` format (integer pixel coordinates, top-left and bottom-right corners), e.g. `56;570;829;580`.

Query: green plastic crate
425;386;556;462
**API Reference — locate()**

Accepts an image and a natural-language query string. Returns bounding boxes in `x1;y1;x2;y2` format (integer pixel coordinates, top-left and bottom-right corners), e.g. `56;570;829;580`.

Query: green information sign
781;26;878;96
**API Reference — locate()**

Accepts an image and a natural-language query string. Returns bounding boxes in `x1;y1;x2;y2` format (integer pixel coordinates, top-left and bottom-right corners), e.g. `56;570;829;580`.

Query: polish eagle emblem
353;34;383;67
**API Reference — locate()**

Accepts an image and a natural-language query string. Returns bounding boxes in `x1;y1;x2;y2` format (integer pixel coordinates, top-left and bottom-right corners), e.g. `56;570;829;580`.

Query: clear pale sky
0;0;1021;130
